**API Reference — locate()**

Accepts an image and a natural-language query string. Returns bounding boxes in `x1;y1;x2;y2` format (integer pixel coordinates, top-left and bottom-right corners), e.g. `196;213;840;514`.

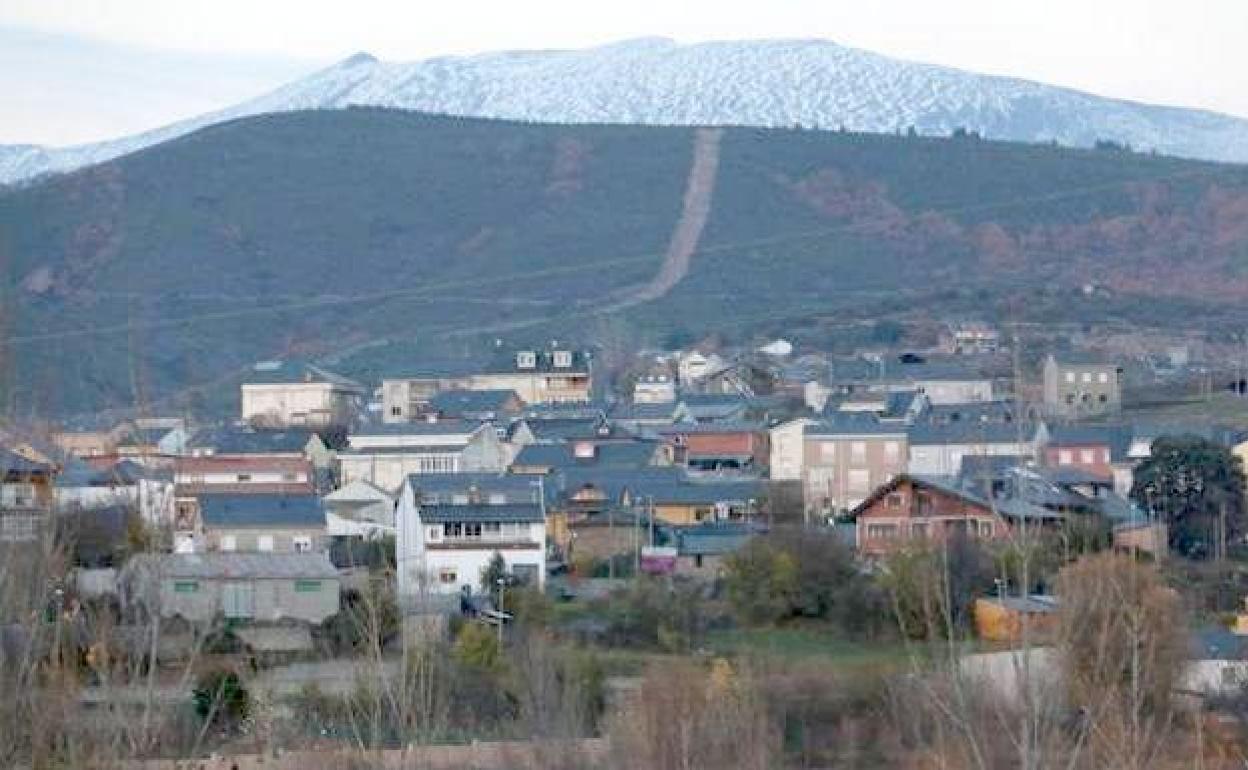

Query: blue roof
198;494;325;529
351;420;486;437
0;447;53;476
245;360;361;388
806;412;908;437
673;522;761;556
609;401;681;421
406;473;549;503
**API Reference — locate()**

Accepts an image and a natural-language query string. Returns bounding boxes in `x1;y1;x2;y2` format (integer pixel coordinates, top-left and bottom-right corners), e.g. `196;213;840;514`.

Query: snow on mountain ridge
3;37;1247;184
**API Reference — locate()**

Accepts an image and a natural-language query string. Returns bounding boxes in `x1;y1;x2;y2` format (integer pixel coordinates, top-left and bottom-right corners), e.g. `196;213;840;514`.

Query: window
173;580;199;593
1098;394;1108;403
883;441;900;461
282;472;299;483
848;469;870;493
1081;372;1092;383
438;568;458;585
1098;372;1109;384
1058;450;1073;465
910;522;929;538
293;535;312;553
444;522;463;537
390;406;403;417
866;523;899;539
553;350;573;368
887;493;904;509
1064;371;1076;383
236;473;252;483
1065;394;1075;405
488;493;507;505
850;442;866;463
222;582;255;619
979;521;993;537
427;527;441;540
294;580;321;593
819;442;836;462
1080;449;1095;465
220;535;237;552
258;535;274;552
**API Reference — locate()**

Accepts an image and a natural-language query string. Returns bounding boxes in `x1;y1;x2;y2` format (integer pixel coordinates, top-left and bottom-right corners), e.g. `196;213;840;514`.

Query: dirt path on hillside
608;126;723;309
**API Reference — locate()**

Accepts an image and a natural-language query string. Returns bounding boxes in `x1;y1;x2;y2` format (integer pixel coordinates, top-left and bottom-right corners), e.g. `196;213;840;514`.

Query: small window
294;580;321;593
439;568;458;585
1058;450;1073;465
282;472;298;483
1098;394;1108;403
173;581;199;593
220;535;237;552
911;522;929;538
427;527;440;540
258;535;274;552
1064;371;1076;383
1080;449;1095;465
236;473;252;483
1065;394;1075;405
1081;372;1092;383
694;554;704;568
293;535;312;553
887;493;904;508
1098;372;1109;384
390;406;403;417
850;442;867;462
820;442;836;462
979;521;993;537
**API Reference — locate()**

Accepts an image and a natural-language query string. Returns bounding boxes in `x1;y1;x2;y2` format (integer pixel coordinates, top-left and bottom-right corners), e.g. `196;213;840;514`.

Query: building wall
802;433;908;515
469;372;591;404
1042;358;1122;419
768;420;808;481
911;379;994;405
909;441;1030;477
205;525;325;554
241;382;355;427
1043;443;1113;478
159;576;339;624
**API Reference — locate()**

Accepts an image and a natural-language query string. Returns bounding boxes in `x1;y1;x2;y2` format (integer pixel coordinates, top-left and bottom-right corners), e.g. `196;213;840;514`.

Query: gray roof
609;401;681;421
513;441;661;470
198;494;325;529
189;428;318;454
350;420;486;437
418;503;544;524
430;389;521;415
406;473;548;502
484;348;591;374
0;447;53;476
245;360;362;389
131;552;339;580
805;412;908;437
673;522;762;556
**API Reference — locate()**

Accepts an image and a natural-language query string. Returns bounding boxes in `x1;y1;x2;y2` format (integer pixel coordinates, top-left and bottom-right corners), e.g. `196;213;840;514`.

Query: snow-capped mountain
5;37;1248;184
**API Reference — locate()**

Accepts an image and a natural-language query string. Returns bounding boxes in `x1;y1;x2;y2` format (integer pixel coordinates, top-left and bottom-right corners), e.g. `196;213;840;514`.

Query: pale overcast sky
2;0;1244;146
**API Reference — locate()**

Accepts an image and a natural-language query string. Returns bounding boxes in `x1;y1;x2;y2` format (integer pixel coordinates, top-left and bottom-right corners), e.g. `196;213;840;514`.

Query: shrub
192;668;250;727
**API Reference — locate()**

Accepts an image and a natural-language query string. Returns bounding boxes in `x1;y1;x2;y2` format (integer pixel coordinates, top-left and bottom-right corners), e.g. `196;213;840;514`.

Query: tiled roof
189;428;317;454
350;420;486;437
417;503;544;523
483;349;591;374
406;472;547;502
805;413;908;437
198;494;325;529
0;447;55;475
673;522;762;556
608;401;681;421
176;456;311;474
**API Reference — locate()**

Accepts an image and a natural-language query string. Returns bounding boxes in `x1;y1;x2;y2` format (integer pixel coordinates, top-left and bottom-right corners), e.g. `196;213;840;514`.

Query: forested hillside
2;108;1247;418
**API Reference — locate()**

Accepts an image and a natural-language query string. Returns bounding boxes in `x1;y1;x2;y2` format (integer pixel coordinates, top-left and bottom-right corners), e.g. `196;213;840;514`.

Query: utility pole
647;495;655;548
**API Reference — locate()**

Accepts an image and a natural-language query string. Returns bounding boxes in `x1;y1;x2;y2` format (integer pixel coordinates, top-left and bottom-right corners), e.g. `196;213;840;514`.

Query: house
188;427;331;464
174;455;315;498
880;359;996;405
801;414;909;519
1041;353;1123;419
1042;425;1130;480
608;401;682;432
410;472;549;506
469;348;592;404
907;402;1044;477
323;479;396;537
122;552;340;625
943;322;1002;356
52;421;133;459
395;476;546;602
115;423;191;459
193;493;326;554
658;423;769;473
55;458;176;528
852;474;1056;557
677;351;726;387
670;522;760;577
380;363;476;423
1;447;57;543
633;375;677;404
509;439;668;475
973;595;1059;643
241;360;365;428
338;420;508;492
428;389;524;422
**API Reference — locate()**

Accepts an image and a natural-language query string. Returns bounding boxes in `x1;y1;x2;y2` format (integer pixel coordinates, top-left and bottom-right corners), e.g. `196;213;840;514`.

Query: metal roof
130;552;339;580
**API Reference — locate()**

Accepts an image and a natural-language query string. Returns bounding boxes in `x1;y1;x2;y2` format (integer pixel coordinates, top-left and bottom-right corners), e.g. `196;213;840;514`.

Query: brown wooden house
852;474;1012;557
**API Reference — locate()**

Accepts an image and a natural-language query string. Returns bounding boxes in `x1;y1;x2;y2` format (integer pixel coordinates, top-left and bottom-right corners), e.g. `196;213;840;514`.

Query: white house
241;361;365;428
633;375;677;404
338;421;508;493
677;351;725;387
323;479;396;538
395;476;546;602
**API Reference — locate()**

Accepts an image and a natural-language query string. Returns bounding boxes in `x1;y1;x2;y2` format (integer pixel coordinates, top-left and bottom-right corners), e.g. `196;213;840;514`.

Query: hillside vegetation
2;108;1248;418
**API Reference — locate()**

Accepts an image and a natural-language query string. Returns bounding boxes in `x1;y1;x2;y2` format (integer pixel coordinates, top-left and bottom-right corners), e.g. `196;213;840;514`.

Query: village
4;320;1248;766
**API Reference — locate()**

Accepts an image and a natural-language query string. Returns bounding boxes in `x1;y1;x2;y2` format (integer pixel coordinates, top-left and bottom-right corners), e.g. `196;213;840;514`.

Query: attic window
553;350;573;368
516;351;537;369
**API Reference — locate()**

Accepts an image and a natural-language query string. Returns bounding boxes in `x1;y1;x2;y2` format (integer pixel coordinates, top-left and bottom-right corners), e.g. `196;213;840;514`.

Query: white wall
769;420;809;481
